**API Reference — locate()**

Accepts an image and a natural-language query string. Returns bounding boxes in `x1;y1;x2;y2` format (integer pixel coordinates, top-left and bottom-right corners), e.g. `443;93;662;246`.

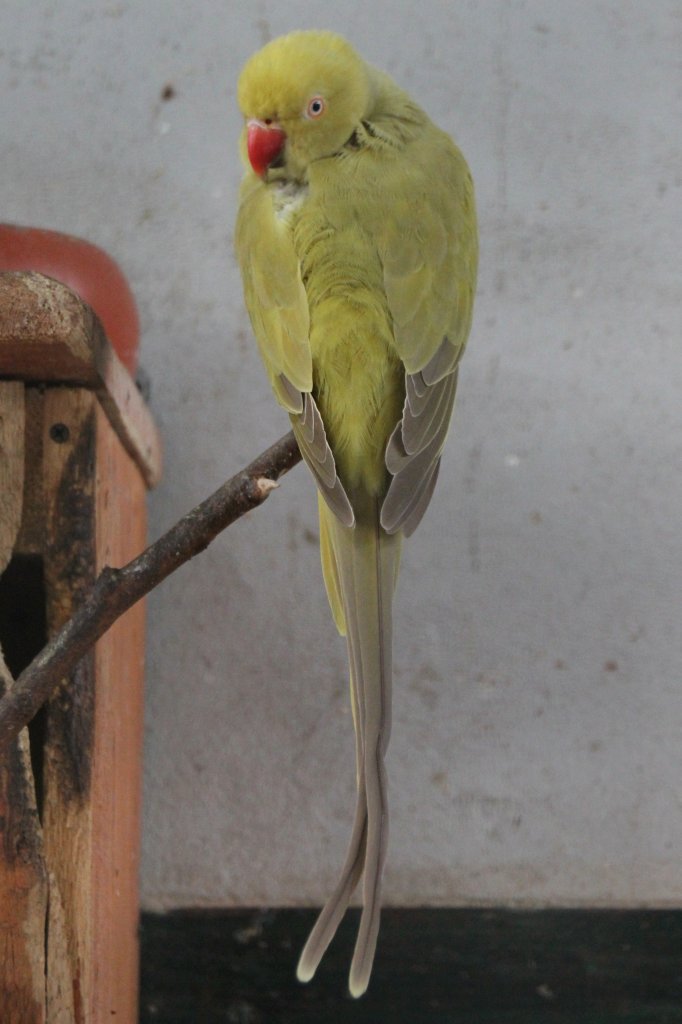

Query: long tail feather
299;496;400;997
296;780;367;981
297;631;367;981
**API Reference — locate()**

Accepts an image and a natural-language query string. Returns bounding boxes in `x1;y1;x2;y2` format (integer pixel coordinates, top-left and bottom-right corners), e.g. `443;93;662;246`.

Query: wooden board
37;388;147;1023
0;271;162;489
41;387;98;1023
0;380;48;1024
0;381;24;573
90;399;147;1023
0;265;155;1022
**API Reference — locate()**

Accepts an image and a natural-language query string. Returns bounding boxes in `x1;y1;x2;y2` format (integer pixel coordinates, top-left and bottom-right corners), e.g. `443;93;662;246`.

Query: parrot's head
238;31;373;180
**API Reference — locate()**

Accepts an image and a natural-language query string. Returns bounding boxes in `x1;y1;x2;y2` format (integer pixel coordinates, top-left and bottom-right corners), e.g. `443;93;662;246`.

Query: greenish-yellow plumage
236;30;477;997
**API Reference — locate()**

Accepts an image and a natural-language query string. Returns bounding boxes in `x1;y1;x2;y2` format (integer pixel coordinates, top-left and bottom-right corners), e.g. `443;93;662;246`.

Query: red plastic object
0;224;140;376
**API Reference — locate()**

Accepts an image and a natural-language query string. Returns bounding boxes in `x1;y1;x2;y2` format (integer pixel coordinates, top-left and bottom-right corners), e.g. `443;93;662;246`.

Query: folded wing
236;174;354;526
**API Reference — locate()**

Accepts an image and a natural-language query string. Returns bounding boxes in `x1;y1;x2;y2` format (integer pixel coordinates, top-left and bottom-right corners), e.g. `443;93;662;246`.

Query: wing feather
421;335;461;386
402;366;456;455
236;175;313;407
384;354;455;532
374;132;476;535
401;459;441;538
292;393;355;527
381;353;458;535
236;173;354;525
276;373;304;414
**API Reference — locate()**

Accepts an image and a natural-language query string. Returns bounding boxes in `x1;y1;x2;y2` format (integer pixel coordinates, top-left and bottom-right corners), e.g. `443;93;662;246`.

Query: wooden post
0;272;162;1023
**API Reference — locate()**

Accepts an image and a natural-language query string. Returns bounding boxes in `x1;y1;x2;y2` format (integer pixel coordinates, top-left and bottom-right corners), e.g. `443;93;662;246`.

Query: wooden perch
0;430;301;753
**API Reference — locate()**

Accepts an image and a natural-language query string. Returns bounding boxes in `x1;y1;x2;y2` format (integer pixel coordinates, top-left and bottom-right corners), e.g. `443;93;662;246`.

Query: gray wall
2;1;680;909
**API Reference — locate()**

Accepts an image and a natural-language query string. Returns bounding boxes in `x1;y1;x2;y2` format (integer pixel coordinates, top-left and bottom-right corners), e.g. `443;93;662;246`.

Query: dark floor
139;908;682;1023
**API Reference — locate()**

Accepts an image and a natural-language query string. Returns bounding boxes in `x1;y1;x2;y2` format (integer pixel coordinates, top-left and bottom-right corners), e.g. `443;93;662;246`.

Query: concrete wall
2;0;680;909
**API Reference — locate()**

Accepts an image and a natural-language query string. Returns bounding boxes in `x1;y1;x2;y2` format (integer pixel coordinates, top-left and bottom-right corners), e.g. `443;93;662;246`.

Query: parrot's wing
236;174;354;527
236;174;312;409
381;346;457;536
377;137;477;536
295;392;355;527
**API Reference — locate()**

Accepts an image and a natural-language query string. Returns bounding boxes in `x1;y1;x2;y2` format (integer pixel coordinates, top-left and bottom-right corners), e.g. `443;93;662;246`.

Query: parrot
235;30;477;997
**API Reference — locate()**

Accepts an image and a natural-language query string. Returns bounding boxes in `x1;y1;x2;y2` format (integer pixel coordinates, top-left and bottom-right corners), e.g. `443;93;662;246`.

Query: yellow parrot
235;30;477;997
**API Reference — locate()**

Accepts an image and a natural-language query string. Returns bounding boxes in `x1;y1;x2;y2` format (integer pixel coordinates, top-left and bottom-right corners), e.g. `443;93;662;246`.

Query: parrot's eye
305;95;326;119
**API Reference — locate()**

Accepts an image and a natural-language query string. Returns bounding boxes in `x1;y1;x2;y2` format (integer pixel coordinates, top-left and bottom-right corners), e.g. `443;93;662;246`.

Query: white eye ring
305;95;326;119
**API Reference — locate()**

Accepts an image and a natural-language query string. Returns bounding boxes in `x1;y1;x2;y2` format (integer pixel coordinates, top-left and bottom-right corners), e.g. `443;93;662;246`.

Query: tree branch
0;431;302;753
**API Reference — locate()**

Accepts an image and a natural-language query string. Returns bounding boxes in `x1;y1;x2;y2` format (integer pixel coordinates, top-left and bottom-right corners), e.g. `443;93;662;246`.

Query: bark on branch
0;431;301;753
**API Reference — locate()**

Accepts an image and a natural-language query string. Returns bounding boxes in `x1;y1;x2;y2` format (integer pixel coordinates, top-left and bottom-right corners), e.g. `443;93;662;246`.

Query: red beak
247;120;287;177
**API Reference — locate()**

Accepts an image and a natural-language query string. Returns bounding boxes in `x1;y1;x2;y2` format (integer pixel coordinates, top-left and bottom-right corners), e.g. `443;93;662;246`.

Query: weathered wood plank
0;382;47;1024
0;272;100;383
89;400;147;1023
0;272;162;488
13;388;45;556
1;268;153;1023
38;388;146;1022
41;387;97;1024
0;701;47;1024
0;381;24;574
